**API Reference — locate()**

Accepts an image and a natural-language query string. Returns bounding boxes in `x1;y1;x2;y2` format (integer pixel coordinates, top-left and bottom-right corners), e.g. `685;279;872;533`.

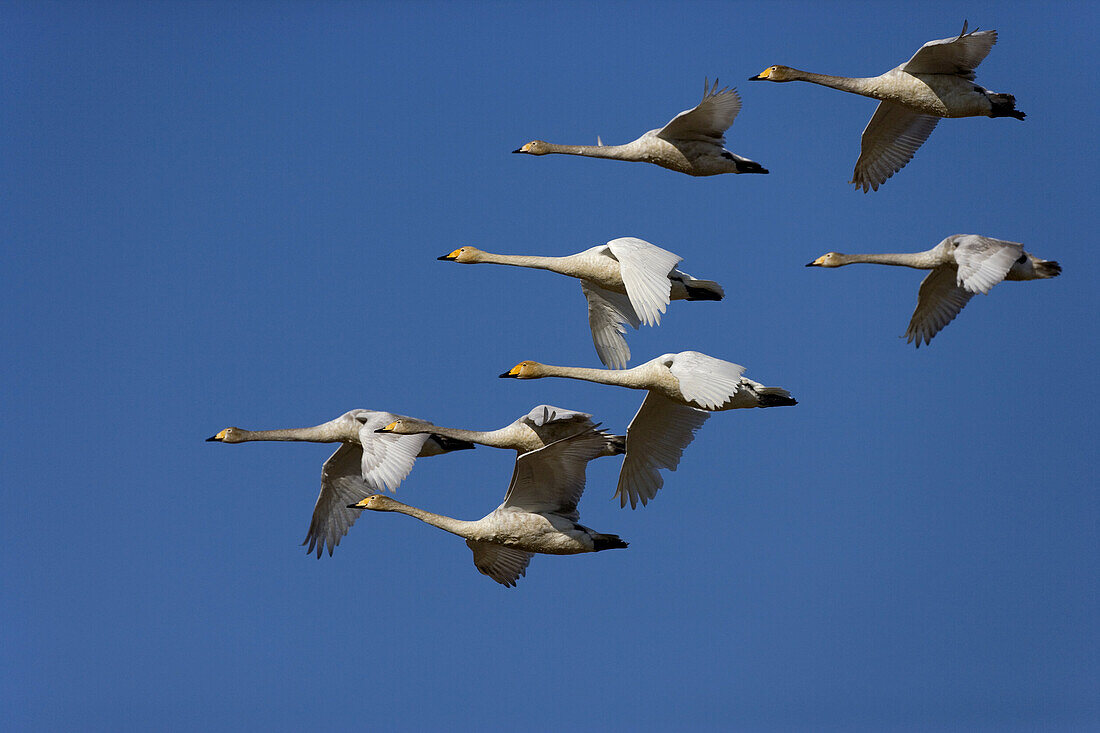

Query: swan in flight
513;79;767;176
376;404;625;457
500;351;797;508
207;410;475;557
750;21;1024;191
350;426;628;587
439;237;723;369
806;234;1061;346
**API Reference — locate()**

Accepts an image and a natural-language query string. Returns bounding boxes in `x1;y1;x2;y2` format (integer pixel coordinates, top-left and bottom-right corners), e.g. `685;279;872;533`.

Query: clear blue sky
3;1;1097;730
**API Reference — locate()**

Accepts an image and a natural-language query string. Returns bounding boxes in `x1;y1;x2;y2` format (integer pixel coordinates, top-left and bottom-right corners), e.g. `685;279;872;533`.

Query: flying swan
207;410;474;557
750;21;1024;191
350;426;628;587
806;234;1061;345
439;237;723;369
513;79;767;176
500;351;797;508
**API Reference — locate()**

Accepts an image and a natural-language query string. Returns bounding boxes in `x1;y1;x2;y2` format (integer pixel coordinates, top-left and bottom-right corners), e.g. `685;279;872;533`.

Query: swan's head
438;246;483;263
206;427;243;443
513;140;551;155
749;66;794;82
806;252;845;268
500;360;544;379
374;418;431;435
348;494;401;512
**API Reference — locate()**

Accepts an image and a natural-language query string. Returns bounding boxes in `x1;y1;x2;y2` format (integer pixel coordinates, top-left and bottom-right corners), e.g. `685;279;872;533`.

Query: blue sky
3;1;1097;730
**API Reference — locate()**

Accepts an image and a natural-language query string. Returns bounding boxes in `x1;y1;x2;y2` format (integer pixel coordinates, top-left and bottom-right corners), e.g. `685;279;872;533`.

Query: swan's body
377;404;625;457
750;22;1024;191
806;234;1061;346
513;80;767;176
501;351;797;508
439;237;723;369
352;427;628;587
207;410;475;557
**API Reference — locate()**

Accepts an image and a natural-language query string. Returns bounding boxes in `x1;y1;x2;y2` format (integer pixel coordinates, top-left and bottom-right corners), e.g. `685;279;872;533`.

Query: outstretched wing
581;281;640;370
523;404;594;428
901;21;998;78
616;392;710;509
656;79;742;144
356;414;432;492
466;540;534;587
952;235;1023;294
604;237;682;327
906;266;975;347
303;444;372;557
852;102;939;192
667;351;747;410
501;427;610;518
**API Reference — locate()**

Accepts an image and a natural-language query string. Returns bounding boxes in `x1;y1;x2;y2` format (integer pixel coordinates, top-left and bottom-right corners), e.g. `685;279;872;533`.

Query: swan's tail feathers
603;433;627;456
1034;258;1061;279
756;387;798;408
683;279;725;301
736;159;769;174
989;93;1025;120
429;435;477;452
592;533;629;551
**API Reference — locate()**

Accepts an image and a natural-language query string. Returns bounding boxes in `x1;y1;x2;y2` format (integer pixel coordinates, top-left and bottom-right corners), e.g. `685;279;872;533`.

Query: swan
806;234;1061;346
750;21;1024;191
376;404;625;457
513;79;767;176
207;410;475;557
500;351;797;508
350;426;628;587
439;237;724;369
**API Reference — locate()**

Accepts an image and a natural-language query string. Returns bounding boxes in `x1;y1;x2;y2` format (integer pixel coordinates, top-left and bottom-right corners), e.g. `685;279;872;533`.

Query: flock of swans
209;22;1060;586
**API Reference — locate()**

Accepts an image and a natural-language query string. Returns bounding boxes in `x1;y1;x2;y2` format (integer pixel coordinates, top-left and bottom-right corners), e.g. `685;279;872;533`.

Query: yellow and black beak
206;429;228;442
374;422;398;434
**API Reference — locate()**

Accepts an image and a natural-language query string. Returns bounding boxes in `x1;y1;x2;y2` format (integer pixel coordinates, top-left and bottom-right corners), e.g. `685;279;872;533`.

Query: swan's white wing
616;392;710;509
356;414;431;492
581;281;640;370
852;102;939;192
501;428;610;517
952;235;1023;294
604;237;682;327
466;540;533;587
667;351;747;410
523;404;594;428
901;22;997;78
906;266;975;347
304;444;371;557
656;81;742;144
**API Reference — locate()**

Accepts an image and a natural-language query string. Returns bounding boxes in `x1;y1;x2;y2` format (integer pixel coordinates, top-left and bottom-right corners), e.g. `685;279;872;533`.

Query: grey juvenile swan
207;410;474;556
750;21;1024;191
806;234;1061;346
439;237;723;369
513;79;767;176
501;351;797;509
350;426;628;587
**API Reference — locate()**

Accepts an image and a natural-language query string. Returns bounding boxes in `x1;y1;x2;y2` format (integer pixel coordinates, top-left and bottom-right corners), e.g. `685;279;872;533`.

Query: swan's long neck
470;251;583;278
425;425;513;449
379;501;476;539
533;364;646;389
782;68;881;96
832;251;941;270
235;424;345;443
540;143;636;160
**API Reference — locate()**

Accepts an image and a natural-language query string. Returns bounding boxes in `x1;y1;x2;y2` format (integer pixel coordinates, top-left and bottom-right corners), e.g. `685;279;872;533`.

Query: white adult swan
350;426;628;587
207;410;475;557
806;234;1061;346
513;79;767;176
500;351;797;508
750;21;1024;191
376;404;625;457
439;237;723;369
